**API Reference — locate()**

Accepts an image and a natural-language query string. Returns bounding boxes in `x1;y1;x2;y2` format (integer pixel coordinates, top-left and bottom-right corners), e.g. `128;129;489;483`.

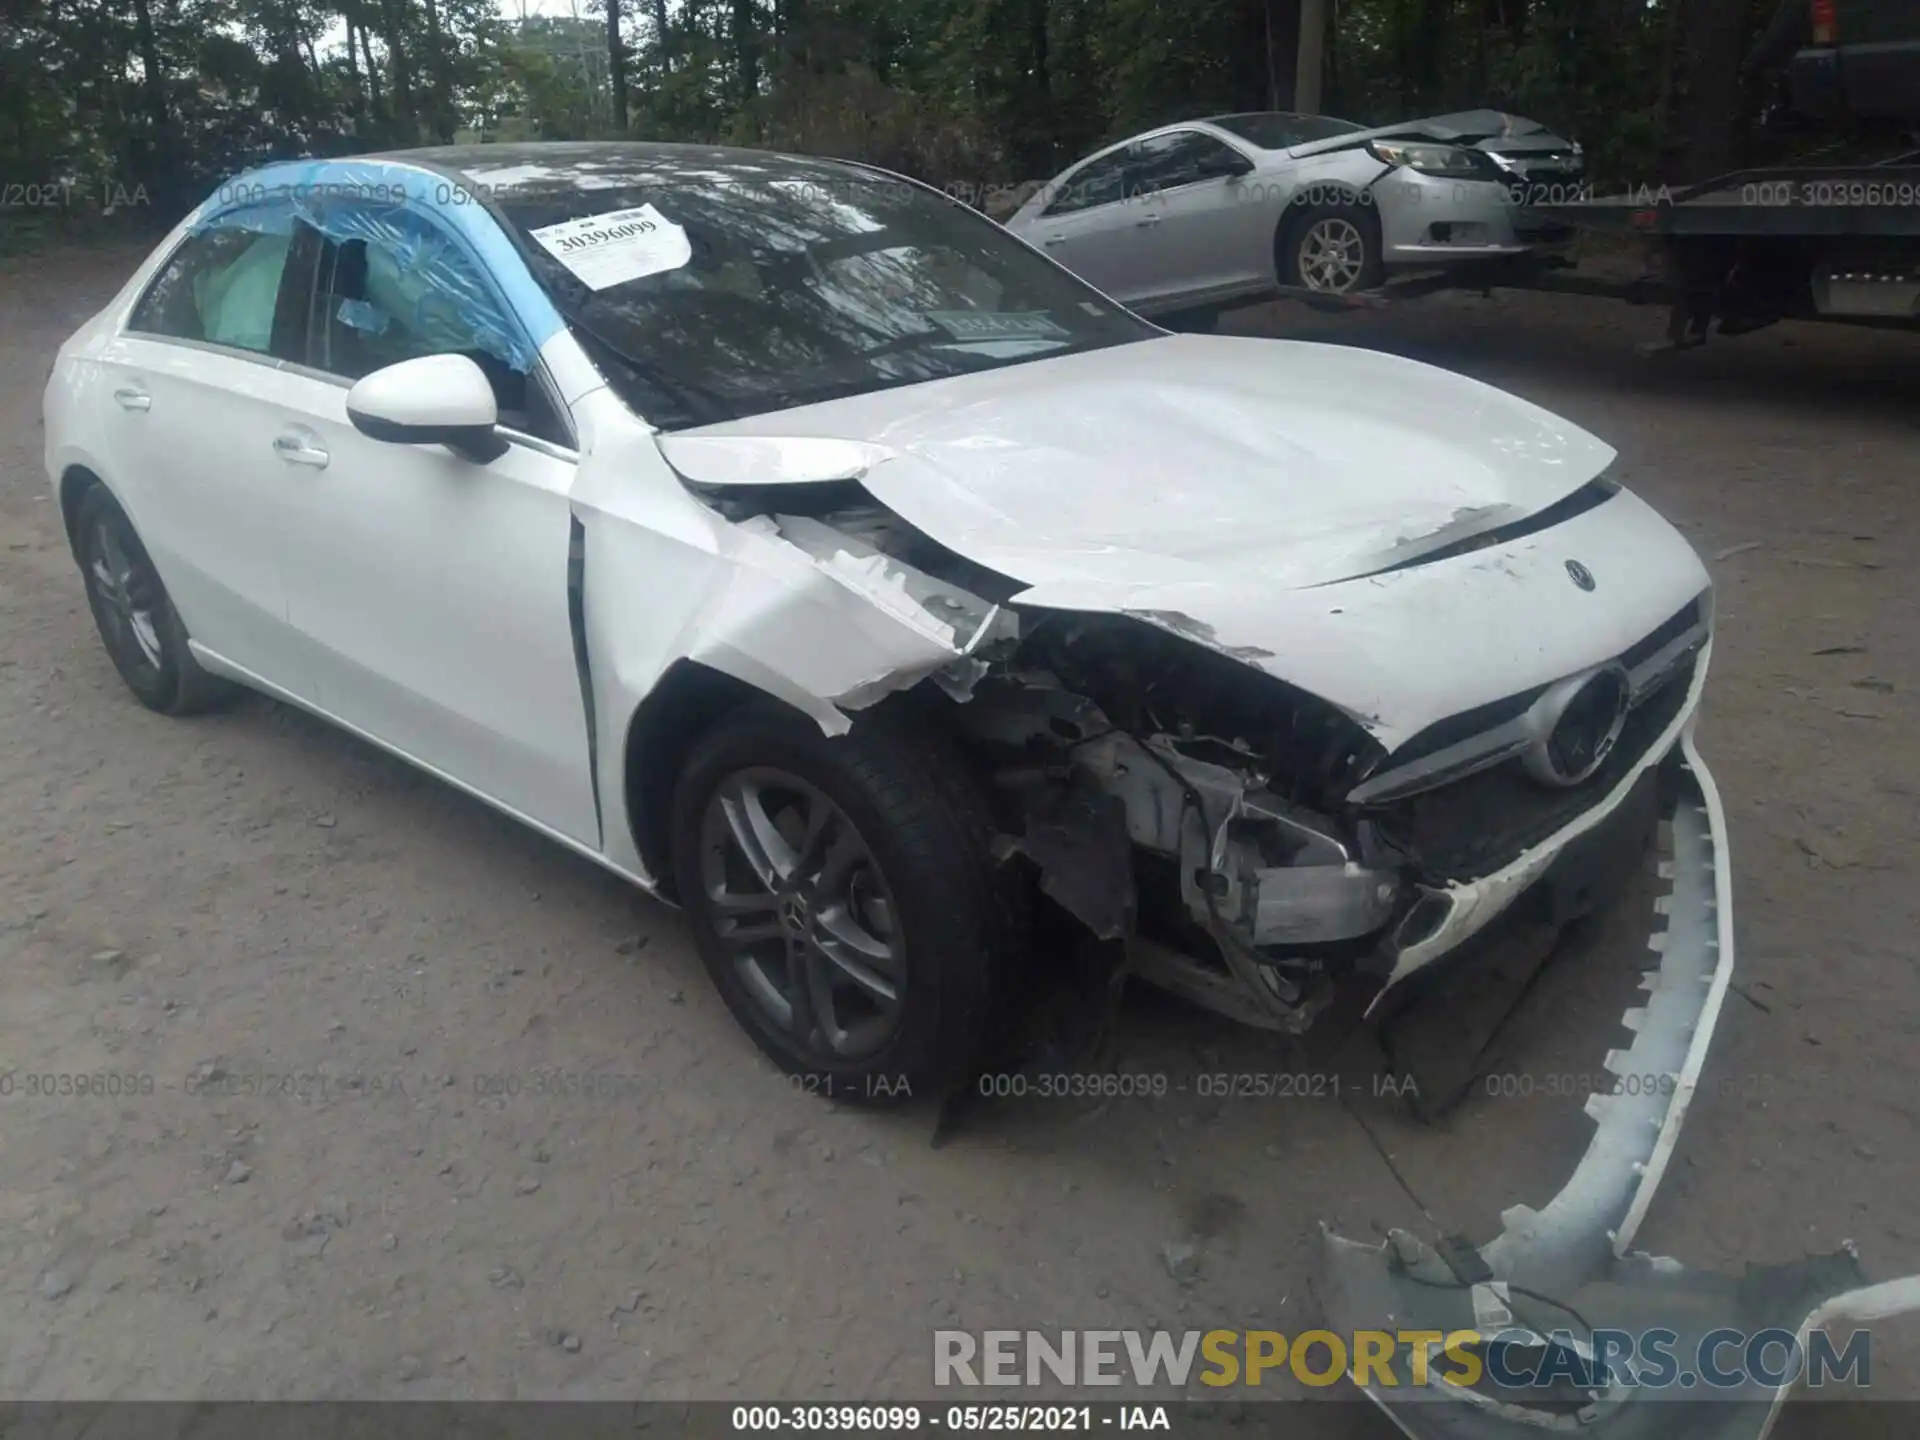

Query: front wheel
669;704;1016;1102
1280;201;1384;295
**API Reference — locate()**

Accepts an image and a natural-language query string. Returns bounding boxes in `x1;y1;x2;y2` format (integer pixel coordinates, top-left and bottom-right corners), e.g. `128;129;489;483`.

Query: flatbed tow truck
1270;153;1919;352
1273;0;1920;352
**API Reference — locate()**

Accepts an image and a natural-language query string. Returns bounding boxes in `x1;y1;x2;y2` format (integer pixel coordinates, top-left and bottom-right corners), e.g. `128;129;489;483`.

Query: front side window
1127;132;1250;195
129;224;299;356
485;153;1157;430
293;206;565;444
1041;149;1134;217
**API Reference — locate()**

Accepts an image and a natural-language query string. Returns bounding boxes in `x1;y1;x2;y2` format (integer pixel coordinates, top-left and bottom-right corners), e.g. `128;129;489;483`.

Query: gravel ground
2;242;1916;1427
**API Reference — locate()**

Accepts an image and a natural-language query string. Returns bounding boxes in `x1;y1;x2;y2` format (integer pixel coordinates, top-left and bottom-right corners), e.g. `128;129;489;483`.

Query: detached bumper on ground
1321;731;1920;1438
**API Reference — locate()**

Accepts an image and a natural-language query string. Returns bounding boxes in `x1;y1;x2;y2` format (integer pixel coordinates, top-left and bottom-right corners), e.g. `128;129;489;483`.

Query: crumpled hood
1285;108;1576;159
660;334;1709;750
664;333;1612;592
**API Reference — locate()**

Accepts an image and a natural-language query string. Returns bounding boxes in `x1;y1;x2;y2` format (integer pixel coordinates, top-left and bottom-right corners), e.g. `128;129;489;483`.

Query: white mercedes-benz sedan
43;142;1727;1100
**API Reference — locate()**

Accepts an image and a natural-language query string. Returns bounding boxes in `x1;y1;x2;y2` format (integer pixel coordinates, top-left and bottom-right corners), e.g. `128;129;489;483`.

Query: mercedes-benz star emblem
1566;559;1596;591
1523;665;1632;788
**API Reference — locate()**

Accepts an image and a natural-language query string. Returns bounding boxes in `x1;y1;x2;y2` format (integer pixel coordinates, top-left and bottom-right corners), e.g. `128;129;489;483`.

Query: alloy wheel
86;518;165;674
1297;216;1369;293
697;767;904;1061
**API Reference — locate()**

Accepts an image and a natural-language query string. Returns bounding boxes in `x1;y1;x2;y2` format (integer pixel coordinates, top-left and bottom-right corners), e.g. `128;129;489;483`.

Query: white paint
345;353;499;430
529;203;691;289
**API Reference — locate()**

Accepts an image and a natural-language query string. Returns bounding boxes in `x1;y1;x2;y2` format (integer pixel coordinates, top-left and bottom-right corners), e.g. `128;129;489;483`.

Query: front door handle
273;431;330;469
113;387;151;412
1134;214;1163;228
1041;235;1066;247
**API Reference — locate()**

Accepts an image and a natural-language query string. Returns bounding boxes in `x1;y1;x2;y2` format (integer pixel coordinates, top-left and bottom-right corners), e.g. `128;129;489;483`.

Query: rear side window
128;227;301;356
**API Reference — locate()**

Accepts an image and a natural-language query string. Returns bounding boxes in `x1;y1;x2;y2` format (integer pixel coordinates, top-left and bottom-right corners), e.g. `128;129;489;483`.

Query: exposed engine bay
693;475;1706;1037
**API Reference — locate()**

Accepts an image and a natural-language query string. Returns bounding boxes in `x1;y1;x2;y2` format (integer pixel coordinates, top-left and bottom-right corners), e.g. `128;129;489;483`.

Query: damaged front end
664;441;1920;1435
667;441;1709;1042
674;462;1415;1034
949;616;1406;1035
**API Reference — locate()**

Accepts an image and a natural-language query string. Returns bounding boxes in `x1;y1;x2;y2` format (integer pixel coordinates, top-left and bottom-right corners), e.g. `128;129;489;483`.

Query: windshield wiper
523;257;736;429
568;316;736;430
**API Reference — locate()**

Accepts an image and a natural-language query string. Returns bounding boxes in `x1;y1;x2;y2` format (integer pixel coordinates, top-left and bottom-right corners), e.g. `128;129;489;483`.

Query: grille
1367;655;1694;882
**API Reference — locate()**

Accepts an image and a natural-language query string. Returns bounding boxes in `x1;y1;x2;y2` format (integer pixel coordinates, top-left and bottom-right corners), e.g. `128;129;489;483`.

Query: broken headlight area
945;613;1408;1033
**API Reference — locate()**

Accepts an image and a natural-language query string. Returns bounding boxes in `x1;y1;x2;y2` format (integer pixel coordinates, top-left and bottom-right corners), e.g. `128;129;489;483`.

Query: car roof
1054;116;1245;167
367;140;881;192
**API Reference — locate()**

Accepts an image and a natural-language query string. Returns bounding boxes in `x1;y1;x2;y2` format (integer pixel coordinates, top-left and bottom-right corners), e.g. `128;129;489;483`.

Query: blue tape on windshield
186;159;562;374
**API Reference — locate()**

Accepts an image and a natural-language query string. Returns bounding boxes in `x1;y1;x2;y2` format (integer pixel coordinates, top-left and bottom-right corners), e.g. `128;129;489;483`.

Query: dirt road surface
2;243;1916;1428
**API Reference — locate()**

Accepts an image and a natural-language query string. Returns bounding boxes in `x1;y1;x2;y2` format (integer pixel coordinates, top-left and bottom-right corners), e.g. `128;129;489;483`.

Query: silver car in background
1007;109;1584;314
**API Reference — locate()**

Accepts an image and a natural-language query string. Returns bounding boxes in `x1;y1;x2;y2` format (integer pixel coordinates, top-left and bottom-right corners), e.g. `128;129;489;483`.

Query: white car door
267;214;599;847
93;221;311;687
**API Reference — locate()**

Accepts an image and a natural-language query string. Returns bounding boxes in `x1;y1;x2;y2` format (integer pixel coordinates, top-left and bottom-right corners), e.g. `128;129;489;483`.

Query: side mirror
1204;153;1256;181
346;353;507;463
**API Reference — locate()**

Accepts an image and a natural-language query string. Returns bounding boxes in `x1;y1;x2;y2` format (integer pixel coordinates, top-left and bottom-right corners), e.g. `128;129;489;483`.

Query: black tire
1278;197;1384;295
669;702;1017;1103
73;482;236;716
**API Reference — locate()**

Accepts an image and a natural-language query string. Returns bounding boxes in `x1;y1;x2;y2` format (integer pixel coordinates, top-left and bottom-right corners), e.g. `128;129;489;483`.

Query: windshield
1208;112;1367;149
475;147;1157;429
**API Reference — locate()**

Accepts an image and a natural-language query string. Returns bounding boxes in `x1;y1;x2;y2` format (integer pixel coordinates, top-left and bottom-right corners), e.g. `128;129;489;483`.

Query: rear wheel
73;483;235;716
1280;200;1384;295
669;704;1015;1101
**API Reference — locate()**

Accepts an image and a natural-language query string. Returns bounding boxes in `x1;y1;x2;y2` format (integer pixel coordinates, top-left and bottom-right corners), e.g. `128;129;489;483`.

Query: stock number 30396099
730;1406;1112;1431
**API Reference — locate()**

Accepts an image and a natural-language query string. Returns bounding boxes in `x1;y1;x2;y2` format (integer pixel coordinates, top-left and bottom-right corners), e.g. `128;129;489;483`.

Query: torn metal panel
582;419;1012;716
1123;608;1276;664
996;779;1136;942
1319;733;1920;1438
688;515;1008;716
765;512;1017;668
656;433;895;487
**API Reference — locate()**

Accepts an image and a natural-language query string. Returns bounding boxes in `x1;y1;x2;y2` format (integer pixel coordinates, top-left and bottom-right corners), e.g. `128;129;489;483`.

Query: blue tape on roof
186;158;563;373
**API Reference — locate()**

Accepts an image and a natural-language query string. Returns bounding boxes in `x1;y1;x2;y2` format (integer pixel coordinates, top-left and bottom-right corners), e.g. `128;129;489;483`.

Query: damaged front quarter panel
1319;732;1920;1438
646;431;1019;725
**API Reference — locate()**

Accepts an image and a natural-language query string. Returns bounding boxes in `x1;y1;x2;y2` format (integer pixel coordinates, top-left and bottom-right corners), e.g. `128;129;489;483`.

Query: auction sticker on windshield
924;310;1069;342
530;204;692;290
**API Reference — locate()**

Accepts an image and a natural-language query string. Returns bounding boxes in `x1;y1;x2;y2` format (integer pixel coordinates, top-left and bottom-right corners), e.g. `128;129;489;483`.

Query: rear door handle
1134;214;1162;228
1041;235;1066;247
273;431;330;469
113;387;150;412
